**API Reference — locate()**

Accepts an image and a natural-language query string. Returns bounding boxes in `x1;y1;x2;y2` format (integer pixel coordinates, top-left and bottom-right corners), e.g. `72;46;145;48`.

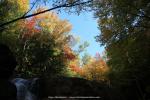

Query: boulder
34;76;118;100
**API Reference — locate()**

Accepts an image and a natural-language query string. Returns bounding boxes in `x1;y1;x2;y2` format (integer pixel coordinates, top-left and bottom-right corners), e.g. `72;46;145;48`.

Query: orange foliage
21;17;40;39
68;53;109;81
82;56;109;81
20;7;72;40
63;46;76;60
69;65;81;73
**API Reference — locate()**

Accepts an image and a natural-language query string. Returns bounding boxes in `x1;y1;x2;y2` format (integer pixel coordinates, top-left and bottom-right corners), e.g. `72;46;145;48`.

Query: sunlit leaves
81;53;109;81
32;8;72;46
0;0;29;47
16;8;74;77
17;0;29;13
63;45;76;60
67;52;109;82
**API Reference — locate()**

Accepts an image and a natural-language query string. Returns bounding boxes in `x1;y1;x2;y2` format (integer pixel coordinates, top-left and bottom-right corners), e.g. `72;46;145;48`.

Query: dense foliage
67;52;109;82
1;0;149;99
95;0;150;99
0;0;76;78
0;0;107;80
0;0;29;46
16;10;74;77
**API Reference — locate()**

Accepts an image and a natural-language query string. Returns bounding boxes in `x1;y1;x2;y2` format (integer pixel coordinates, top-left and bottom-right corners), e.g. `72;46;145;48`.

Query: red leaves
63;46;76;60
65;53;76;60
69;64;82;74
25;18;36;29
67;52;109;81
21;17;40;39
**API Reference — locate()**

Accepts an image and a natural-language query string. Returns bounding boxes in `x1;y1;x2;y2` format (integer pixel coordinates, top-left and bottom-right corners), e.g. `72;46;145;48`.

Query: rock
0;44;17;99
11;76;121;100
0;44;17;79
0;79;17;100
36;76;114;100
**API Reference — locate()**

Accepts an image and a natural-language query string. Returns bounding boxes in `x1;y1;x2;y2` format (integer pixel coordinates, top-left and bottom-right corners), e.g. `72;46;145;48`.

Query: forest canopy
0;0;150;99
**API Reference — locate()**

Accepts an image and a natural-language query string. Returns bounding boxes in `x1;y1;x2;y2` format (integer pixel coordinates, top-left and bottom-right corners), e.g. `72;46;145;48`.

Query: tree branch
0;0;93;28
22;0;38;17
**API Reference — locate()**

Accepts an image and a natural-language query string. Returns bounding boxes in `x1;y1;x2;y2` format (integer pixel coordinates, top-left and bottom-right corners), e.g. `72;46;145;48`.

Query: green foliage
95;0;150;99
0;0;29;49
0;0;75;78
17;33;65;77
15;10;73;78
75;41;89;54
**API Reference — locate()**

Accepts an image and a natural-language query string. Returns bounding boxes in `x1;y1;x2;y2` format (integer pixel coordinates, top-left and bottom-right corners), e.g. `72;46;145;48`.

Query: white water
11;78;38;100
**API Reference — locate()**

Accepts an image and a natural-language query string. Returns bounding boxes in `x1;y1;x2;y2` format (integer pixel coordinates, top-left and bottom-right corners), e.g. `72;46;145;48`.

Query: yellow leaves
17;0;29;13
33;8;72;46
65;51;109;82
35;8;72;33
21;7;72;49
81;57;109;81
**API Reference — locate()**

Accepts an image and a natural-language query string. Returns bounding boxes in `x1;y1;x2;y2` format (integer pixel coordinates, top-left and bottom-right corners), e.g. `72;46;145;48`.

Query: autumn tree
15;8;73;78
80;53;109;82
0;0;93;78
66;51;109;82
81;53;92;65
0;0;94;28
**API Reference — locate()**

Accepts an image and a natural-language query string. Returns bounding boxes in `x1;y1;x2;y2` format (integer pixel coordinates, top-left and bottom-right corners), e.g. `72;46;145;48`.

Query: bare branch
22;0;38;17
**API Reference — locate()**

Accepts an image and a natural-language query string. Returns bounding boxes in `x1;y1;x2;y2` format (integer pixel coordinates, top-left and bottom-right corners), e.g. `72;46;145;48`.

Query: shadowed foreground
12;76;120;100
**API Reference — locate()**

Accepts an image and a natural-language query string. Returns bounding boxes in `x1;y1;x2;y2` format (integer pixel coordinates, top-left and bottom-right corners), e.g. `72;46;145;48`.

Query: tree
66;51;109;82
95;0;150;99
0;0;94;28
0;0;93;78
15;9;73;78
81;53;109;82
76;41;89;54
81;53;92;65
0;0;29;46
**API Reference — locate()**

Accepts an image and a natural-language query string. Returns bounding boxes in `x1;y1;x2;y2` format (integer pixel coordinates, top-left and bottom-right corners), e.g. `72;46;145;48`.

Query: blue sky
59;11;104;57
30;0;104;57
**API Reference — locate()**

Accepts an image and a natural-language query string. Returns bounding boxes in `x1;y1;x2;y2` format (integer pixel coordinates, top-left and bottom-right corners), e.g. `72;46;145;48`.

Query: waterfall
11;78;38;100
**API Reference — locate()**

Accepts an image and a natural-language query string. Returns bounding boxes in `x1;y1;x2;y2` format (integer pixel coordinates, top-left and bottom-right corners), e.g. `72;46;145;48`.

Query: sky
59;11;104;57
30;0;104;57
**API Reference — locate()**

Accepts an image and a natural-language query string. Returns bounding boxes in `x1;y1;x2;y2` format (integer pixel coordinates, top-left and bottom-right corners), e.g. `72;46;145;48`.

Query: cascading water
11;78;39;100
